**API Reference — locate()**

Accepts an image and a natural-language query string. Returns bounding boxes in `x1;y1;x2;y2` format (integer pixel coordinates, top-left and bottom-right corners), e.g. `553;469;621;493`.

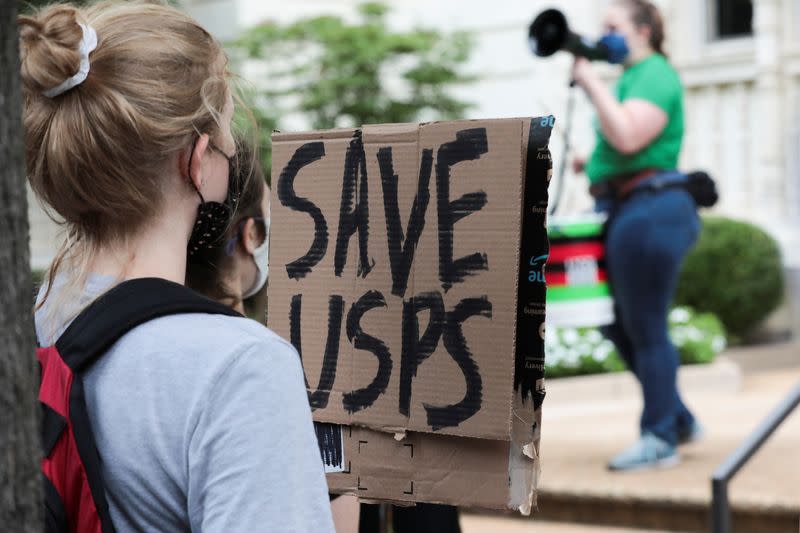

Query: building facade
28;0;799;272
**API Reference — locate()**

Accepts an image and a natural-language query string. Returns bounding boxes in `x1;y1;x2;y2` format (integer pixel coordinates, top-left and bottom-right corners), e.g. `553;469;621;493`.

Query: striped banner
548;217;605;241
545;269;608;286
547;282;611;303
548;241;604;263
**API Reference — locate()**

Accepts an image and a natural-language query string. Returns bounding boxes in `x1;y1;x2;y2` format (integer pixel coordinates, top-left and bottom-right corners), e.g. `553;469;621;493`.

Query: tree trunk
0;1;43;531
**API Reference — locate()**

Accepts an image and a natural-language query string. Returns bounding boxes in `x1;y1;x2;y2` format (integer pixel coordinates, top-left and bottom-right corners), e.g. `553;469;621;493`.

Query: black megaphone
529;8;619;62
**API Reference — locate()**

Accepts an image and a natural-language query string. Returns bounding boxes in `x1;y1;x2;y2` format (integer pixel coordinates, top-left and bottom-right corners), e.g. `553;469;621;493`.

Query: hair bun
19;6;85;94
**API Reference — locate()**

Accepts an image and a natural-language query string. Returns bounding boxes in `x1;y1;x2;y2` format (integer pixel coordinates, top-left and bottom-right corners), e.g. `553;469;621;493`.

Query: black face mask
186;138;240;257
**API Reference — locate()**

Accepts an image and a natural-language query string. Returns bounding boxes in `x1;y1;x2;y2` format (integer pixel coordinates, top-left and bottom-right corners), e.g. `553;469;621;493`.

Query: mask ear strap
224;218;248;256
187;137;206;204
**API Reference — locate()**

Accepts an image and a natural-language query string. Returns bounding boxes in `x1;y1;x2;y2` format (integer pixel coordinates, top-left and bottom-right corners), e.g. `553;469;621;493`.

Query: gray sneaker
608;432;680;472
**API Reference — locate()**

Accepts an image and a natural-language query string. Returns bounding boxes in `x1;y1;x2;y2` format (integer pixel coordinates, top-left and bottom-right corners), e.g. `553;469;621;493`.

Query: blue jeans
596;174;701;445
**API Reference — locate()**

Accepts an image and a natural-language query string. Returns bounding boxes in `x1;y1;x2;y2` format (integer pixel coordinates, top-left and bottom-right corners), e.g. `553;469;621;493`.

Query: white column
752;0;785;222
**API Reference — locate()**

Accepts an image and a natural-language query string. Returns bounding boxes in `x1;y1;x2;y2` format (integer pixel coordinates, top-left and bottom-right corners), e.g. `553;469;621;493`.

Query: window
710;0;753;39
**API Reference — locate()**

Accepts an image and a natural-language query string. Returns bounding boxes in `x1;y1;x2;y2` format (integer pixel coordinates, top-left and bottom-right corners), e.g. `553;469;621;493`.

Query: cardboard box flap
327;426;512;509
362;123;420;143
272;128;359;142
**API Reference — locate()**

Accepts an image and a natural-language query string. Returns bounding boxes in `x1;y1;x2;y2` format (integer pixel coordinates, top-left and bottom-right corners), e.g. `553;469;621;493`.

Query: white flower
576;343;593;356
670;329;687;345
564;350;580;367
711;335;727;353
545;327;559;345
547;346;567;365
562;328;580;345
586;329;603;343
591;345;609;362
669;307;692;323
687;327;704;341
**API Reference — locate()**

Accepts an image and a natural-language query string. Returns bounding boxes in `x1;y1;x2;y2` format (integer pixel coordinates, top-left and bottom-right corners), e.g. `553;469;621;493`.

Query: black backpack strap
55;277;240;372
45;278;238;533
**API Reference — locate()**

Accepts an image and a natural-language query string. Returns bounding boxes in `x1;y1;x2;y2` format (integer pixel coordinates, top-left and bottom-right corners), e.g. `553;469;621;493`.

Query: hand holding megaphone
529;8;629;64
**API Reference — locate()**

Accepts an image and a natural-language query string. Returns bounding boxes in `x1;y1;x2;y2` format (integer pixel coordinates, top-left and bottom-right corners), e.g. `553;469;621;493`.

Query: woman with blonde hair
22;2;333;531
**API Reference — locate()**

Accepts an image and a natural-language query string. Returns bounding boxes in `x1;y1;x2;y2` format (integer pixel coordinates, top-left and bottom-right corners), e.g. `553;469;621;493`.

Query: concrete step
545;356;742;413
461;512;678;532
534;489;798;532
725;341;800;374
528;365;800;533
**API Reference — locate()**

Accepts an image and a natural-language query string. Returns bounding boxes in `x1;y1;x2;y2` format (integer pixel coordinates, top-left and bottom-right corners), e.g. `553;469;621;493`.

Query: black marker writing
278;142;328;279
436;128;489;292
424;297;490;430
399;292;445;417
335;132;373;278
379;147;434;297
290;293;344;410
343;290;391;413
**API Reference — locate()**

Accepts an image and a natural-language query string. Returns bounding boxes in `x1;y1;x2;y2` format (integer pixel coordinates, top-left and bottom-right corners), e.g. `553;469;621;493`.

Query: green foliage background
232;2;474;180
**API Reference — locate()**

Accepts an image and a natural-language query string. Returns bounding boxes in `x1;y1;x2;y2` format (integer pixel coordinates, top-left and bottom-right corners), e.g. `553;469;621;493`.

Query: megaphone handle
549;83;577;216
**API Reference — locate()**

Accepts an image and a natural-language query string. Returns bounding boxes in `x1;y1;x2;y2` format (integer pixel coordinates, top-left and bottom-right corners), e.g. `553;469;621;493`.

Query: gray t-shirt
36;274;334;533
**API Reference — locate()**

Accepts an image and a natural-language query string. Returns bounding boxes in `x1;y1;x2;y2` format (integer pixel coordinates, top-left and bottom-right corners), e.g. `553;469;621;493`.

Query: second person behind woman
186;140;361;533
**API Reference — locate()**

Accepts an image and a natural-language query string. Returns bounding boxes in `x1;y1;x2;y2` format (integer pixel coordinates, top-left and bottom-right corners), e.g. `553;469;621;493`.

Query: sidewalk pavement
461;514;673;532
460;343;800;532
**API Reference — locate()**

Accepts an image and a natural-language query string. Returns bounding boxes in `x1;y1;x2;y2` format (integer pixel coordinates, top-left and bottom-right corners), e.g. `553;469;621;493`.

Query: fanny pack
593;169;719;208
682;170;719;208
631;170;718;208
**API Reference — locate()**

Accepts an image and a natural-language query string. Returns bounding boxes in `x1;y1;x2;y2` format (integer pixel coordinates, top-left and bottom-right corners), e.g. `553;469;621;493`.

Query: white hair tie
42;23;98;98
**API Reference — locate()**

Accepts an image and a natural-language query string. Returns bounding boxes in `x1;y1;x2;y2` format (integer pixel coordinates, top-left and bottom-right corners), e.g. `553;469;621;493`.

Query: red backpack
37;278;238;533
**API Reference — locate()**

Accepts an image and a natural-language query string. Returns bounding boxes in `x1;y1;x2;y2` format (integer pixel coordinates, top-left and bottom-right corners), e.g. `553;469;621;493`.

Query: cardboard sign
269;117;552;512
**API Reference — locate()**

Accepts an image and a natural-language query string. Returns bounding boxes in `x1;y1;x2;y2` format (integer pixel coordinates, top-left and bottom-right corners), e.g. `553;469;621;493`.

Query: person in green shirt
571;0;703;471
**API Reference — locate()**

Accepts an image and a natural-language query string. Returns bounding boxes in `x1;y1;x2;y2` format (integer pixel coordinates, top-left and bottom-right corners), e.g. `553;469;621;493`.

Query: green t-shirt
585;53;684;184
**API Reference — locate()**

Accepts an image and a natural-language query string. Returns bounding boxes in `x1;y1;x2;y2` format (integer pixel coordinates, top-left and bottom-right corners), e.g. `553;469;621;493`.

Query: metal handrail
710;380;800;533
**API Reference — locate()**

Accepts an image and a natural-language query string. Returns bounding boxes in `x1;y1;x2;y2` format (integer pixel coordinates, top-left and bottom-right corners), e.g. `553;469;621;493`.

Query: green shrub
545;327;626;379
669;307;727;364
545;306;726;379
675;216;784;340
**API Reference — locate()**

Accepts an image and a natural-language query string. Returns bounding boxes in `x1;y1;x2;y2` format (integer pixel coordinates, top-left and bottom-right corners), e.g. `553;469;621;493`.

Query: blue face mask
598;32;629;64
